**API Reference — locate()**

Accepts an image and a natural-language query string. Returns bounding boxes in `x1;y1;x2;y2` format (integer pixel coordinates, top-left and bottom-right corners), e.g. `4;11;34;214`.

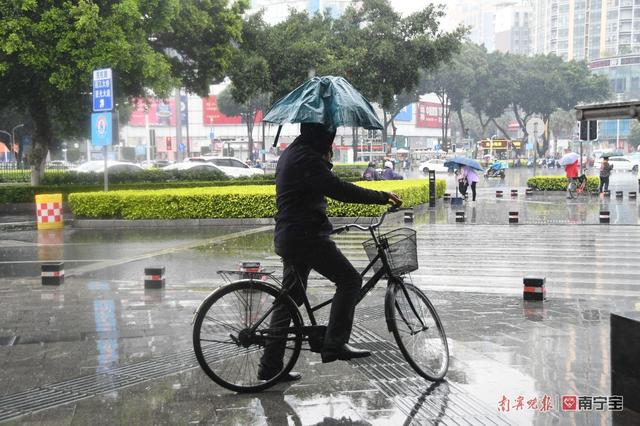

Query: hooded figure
259;122;401;381
382;160;403;180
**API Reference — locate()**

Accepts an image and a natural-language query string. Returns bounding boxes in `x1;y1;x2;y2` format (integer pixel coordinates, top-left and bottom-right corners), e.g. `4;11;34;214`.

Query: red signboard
129;98;177;126
416;102;442;128
202;96;263;125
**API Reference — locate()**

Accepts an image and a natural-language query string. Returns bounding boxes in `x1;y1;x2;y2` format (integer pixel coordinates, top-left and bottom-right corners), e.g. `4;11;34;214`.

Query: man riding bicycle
258;122;402;382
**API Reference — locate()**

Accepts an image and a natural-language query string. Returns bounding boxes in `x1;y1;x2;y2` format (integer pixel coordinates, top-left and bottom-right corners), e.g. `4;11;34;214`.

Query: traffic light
579;120;598;141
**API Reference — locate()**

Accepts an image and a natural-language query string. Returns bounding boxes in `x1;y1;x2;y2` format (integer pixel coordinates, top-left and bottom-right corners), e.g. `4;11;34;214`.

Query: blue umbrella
444;156;484;171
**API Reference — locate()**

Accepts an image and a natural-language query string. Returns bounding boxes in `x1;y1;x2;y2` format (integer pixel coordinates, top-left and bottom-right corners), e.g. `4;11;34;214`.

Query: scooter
484;161;506;180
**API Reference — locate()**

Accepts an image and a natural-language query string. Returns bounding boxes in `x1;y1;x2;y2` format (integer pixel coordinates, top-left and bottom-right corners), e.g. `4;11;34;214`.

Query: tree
629;121;640;150
0;0;246;185
334;0;465;150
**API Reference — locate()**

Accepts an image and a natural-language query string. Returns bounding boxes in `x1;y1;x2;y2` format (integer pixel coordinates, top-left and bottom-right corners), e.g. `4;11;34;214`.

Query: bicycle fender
383;279;402;333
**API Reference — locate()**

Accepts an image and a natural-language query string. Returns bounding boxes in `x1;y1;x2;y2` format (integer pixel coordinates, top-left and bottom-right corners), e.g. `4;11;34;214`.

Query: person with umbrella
560;149;580;199
444;156;483;202
258;76;402;382
459;165;480;202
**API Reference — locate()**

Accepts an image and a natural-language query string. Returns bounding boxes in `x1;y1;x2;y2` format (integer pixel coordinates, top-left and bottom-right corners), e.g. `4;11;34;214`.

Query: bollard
630;192;637;200
508;211;519;224
443;193;451;203
604;190;611;198
616;191;623;199
525;188;533;196
144;266;165;289
42;262;64;286
638;179;640;193
496;190;503;198
600;211;610;224
523;277;545;301
455;211;465;223
511;189;518;197
403;210;414;223
35;194;64;230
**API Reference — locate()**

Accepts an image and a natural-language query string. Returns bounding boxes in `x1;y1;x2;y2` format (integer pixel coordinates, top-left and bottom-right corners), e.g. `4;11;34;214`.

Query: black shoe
321;344;371;363
257;370;302;382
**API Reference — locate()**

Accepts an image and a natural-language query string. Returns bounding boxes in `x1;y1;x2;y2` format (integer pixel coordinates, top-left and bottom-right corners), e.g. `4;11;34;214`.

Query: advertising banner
416;101;442;128
394;104;413;122
202;96;263;125
129;98;177;126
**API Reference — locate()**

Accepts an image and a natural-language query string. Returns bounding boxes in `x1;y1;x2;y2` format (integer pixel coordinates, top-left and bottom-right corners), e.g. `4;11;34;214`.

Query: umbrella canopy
444;156;484;171
262;76;383;132
559;152;579;166
601;151;624;158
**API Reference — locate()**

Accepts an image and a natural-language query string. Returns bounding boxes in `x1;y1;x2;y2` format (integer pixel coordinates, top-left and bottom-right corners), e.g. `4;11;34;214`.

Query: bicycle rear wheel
193;280;303;393
386;282;449;381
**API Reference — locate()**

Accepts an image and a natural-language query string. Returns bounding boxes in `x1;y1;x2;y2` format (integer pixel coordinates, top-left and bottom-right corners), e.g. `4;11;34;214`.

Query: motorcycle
484;161;506;180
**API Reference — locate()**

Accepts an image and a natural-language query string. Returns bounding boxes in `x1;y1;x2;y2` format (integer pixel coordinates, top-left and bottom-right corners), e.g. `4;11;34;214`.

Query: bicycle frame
245;218;426;339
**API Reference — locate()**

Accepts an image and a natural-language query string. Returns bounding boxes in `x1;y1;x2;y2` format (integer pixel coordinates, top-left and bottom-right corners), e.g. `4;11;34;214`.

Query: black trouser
599;176;609;192
458;181;468;197
469;181;477;201
258;238;362;376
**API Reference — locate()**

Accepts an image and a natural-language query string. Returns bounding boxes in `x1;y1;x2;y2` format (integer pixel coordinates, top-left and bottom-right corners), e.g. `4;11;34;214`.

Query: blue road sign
178;143;186;153
91;112;112;146
93;68;113;112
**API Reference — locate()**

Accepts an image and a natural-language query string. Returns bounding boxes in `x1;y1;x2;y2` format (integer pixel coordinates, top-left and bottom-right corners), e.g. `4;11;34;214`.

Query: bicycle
192;206;449;393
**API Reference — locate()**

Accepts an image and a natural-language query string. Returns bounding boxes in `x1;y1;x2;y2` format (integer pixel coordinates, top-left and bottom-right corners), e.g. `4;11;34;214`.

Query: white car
202;156;265;178
162;162;224;173
71;160;144;173
594;156;640;173
419;159;451;174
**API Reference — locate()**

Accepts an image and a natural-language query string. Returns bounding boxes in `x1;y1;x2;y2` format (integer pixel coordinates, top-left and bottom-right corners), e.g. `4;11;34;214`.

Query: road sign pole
103;146;108;192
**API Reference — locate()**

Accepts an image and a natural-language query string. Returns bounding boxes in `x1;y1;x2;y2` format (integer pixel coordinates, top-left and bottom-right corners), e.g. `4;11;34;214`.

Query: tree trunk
381;110;389;154
540;113;551;157
244;111;256;161
28;99;52;186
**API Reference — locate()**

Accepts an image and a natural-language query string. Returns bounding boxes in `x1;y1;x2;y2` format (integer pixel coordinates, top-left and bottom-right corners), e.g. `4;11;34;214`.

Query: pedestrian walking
599;157;613;193
459;165;479;202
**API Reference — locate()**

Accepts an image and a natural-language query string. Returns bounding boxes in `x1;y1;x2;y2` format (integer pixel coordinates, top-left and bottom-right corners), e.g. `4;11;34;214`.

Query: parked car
71;161;144;173
47;160;72;170
418;159;451;174
202;156;265;178
594;156;640;173
162;162;224;173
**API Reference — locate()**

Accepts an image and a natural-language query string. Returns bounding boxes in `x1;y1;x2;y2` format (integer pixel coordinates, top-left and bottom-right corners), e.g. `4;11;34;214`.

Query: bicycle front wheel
193;280;303;393
386;282;449;381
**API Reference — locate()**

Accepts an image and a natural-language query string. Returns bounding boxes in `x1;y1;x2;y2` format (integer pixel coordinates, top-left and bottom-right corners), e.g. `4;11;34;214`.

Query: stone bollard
144;266;165;289
604;190;611;198
443;193;451;203
511;189;518;197
403;210;414;223
600;211;610;224
496;190;503;198
509;211;519;224
630;192;637;200
525;188;533;196
616;191;624;199
523;277;545;301
42;262;64;286
455;211;465;223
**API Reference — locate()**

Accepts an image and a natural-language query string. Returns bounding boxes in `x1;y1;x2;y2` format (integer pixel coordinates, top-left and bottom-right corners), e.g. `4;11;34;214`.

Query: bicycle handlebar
330;204;407;235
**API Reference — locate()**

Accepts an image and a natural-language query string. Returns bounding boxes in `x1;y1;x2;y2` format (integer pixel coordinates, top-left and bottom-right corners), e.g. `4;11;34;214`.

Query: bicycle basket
362;228;418;276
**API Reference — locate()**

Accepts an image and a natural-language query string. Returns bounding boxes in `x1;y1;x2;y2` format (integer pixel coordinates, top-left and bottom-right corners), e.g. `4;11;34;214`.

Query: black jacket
274;137;389;257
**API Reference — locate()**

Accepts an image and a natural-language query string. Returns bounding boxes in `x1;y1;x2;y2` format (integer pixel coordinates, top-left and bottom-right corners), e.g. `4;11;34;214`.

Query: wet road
1;170;640;425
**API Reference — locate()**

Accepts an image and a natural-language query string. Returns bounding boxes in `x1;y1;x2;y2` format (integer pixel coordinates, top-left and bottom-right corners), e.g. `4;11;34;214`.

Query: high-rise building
248;0;353;23
531;0;640;61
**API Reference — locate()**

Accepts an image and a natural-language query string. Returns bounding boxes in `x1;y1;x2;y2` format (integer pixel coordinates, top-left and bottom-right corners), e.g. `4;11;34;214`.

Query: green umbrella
263;76;383;146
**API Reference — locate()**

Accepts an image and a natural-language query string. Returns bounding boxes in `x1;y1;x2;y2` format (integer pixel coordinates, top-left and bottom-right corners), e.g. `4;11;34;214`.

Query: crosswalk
255;224;640;299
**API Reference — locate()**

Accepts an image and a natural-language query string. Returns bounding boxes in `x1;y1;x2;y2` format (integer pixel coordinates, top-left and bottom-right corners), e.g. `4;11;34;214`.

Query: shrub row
527;175;600;192
68;179;444;219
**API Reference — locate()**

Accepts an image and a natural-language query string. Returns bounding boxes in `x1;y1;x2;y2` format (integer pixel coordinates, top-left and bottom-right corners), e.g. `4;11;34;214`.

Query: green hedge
527;175;600;192
69;179;445;219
